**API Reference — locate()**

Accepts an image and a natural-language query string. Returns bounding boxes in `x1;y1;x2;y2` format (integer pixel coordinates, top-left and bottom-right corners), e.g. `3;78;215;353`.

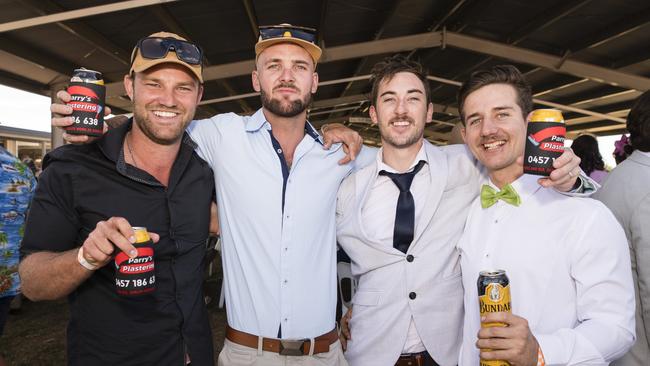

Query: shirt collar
487;173;541;203
98;118;198;187
246;108;324;145
376;143;428;174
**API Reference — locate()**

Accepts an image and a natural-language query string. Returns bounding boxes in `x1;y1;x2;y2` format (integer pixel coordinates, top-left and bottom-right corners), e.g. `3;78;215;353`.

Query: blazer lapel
410;141;447;251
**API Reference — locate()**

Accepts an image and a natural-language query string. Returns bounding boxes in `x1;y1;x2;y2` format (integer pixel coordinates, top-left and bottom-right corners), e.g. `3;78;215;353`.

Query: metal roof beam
566;109;629;125
316;0;329;46
442;31;650;91
147;5;240;114
1;0;179;33
568;10;650;51
0;69;48;95
0;34;78;77
241;0;259;42
450;0;593;76
19;0;134;67
107;30;650;109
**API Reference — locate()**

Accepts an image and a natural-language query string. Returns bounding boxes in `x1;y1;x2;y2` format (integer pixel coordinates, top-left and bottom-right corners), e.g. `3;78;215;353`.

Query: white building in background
0;125;51;160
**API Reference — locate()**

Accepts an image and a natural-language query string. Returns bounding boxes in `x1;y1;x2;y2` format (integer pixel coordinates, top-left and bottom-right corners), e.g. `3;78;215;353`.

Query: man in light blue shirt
185;25;374;365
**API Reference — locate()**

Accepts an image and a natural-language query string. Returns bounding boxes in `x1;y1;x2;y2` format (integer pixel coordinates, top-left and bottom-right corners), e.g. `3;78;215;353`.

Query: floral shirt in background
0;146;36;298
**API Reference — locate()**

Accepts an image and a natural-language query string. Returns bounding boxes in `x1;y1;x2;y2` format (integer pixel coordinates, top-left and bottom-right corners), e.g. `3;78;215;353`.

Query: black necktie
379;160;426;253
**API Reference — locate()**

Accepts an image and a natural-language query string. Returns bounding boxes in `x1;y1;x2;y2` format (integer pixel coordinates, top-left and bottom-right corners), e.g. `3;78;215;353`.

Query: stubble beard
380;115;425;149
260;87;312;118
132;98;193;146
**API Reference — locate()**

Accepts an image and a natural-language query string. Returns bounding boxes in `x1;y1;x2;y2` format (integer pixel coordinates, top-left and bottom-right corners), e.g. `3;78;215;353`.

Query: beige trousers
217;339;349;366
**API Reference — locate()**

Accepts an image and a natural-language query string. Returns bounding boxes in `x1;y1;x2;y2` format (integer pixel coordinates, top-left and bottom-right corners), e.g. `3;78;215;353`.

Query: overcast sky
0;84;51;132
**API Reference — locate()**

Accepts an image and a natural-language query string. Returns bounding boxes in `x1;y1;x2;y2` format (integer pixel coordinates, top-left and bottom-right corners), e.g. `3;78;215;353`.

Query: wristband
77;247;98;271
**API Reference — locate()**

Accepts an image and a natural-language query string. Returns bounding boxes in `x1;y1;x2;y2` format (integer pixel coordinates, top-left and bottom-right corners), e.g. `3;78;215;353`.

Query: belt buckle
279;339;307;356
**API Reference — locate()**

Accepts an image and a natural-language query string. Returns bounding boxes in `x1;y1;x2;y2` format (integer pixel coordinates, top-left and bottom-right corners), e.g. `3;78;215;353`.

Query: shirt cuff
560;172;599;197
535;335;562;365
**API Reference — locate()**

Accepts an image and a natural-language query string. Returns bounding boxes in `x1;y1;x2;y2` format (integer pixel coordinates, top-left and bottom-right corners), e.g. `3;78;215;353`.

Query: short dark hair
570;134;605;175
457;65;532;124
627;90;650;152
370;55;430;105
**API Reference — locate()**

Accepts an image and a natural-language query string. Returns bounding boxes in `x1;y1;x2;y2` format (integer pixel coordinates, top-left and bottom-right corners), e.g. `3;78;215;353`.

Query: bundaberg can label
523;109;566;176
115;227;155;296
478;270;511;366
66;68;105;137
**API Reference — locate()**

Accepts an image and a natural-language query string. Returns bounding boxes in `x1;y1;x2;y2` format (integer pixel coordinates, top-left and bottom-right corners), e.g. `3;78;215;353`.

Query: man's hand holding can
52;89;112;144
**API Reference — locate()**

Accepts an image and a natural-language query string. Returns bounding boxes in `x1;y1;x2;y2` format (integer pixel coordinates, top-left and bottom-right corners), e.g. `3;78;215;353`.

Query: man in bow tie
336;56;586;366
456;65;635;366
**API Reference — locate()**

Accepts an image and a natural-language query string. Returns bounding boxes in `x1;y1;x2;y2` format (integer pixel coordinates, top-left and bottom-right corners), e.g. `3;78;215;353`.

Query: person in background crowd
614;134;634;164
20;156;37;177
595;90;650;366
0;146;36;366
456;65;635;366
570;134;608;184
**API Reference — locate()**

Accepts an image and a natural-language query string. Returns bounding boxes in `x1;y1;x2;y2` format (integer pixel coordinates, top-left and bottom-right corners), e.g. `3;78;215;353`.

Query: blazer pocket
352;290;382;306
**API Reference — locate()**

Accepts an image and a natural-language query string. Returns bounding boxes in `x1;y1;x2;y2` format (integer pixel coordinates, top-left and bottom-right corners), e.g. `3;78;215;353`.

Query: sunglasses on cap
258;25;317;44
132;37;203;65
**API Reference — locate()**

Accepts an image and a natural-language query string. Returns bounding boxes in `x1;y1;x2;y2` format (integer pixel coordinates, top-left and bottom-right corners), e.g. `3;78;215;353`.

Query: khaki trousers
218;339;349;366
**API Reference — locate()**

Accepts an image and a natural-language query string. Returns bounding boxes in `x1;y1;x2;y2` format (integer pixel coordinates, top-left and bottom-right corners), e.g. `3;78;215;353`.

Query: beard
132;99;194;146
379;115;425;149
260;83;312;118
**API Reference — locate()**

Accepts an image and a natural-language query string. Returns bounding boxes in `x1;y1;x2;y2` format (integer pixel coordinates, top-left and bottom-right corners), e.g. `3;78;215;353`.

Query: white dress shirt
360;144;429;353
457;174;635;365
187;109;375;339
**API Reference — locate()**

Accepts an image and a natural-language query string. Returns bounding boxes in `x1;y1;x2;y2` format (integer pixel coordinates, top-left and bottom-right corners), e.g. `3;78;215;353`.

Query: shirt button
283;279;288;284
409;292;416;300
277;148;282;154
406;255;414;262
286;215;290;219
284;318;288;322
485;254;490;258
284;247;288;252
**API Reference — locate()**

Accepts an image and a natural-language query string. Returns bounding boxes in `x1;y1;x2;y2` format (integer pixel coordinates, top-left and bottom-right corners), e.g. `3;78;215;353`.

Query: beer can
523;109;566;176
114;227;156;296
478;270;511;366
65;68;106;137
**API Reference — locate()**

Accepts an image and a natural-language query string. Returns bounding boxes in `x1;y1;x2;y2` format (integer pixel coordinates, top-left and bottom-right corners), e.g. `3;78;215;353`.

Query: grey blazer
595;150;650;366
336;142;482;366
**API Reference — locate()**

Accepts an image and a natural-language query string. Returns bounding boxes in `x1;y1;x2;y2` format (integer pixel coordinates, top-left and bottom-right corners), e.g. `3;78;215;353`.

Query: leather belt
395;351;439;366
225;325;338;356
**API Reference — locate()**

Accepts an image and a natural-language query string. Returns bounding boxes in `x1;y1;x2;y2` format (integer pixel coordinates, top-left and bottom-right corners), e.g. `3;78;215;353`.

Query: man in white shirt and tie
336;56;584;366
456;64;635;365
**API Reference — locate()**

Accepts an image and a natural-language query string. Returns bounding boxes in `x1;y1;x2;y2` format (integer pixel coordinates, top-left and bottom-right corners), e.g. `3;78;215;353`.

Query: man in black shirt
19;32;215;365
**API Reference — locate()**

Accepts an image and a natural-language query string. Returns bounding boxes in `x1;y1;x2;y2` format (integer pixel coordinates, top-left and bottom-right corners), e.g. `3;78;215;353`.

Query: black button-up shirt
21;120;215;366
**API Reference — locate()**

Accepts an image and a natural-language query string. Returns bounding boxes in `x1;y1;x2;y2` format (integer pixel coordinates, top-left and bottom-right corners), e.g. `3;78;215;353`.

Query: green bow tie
480;184;521;209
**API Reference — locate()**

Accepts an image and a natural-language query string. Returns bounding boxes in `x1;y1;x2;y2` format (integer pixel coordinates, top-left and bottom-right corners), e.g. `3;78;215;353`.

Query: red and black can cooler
66;68;105;137
114;227;156;296
523;109;566;176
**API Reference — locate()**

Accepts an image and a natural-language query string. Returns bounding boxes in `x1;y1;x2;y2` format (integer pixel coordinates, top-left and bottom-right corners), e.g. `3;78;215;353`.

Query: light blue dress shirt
187;108;375;339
